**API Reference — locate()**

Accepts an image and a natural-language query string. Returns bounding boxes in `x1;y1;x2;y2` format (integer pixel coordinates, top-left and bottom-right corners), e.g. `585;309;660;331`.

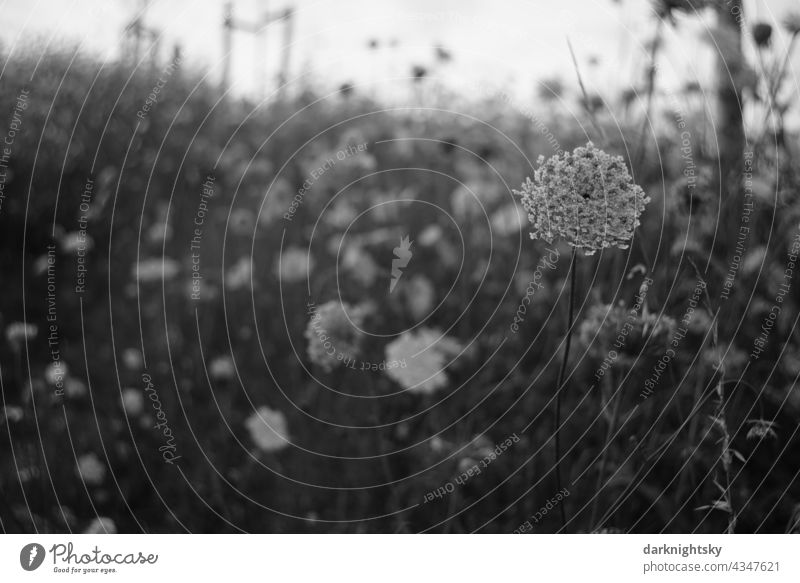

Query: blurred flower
491;203;526;236
515;143;650;255
230;208;256;236
418;224;443;246
752;22;773;48
746;419;778;441
467;434;494;458
580;302;676;365
209;355;235;380
259;178;294;225
278;247;313;283
341;243;379;286
245;406;290;452
783;12;800;35
430;435;447;453
121;348;142;370
402;275;436;320
65;377;87;398
225;257;252;290
134;257;180;283
76;453;106;485
59;231;94;253
327;200;358;228
83;517;116;534
339;82;355;97
305;301;366;372
145;222;171;245
45;361;68;385
435;45;452;63
121;388;144;416
5;322;37;352
450;183;483;220
3;406;23;423
384;328;463;394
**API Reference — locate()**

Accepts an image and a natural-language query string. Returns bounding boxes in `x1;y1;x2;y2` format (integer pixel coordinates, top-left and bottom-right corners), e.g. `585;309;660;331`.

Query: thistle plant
514;142;649;531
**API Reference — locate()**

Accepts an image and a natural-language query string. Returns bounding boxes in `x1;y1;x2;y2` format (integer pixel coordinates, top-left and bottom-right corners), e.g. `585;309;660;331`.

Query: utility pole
220;1;295;97
123;0;160;67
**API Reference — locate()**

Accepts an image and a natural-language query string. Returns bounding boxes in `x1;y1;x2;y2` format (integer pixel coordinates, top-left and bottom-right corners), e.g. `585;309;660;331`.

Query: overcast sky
1;0;798;103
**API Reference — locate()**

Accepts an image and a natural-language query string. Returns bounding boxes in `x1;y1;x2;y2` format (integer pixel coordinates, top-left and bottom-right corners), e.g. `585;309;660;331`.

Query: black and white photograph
1;0;799;578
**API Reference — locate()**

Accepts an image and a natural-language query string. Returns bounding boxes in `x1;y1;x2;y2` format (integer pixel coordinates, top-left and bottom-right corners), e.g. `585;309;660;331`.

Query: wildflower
278;247;313;283
121;348;142;370
783;12;800;35
134;257;180;282
76;453;106;485
580;302;676;365
491;203;526;236
83;517;117;534
304;301;365;371
3;406;23;423
341;243;379;286
399;275;436;320
59;231;94;253
225;257;252;290
121;388;144;416
5;322;37;352
209;355;236;380
245;406;290;452
746;419;778;441
515;142;650;255
752;22;773;48
45;361;68;385
384;328;462;394
65;377;87;398
230;208;256;236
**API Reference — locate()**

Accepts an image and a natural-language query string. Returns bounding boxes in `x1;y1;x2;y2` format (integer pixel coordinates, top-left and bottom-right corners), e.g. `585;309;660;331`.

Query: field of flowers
1;24;800;533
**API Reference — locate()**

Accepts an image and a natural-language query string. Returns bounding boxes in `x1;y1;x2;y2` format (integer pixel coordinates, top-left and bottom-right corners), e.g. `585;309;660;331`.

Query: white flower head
245;406;290;452
515;142;650;255
83;517;117;534
278;247;314;283
384;328;463;394
209;355;236;381
121;388;144;416
76;453;106;485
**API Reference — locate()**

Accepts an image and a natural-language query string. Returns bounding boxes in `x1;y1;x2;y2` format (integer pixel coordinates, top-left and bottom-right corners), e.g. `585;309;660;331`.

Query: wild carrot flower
84;517;117;534
245;406;290;452
121;388;144;416
278;247;314;283
76;453;106;485
783;12;800;35
579;302;676;366
746;419;778;441
305;301;365;371
5;322;37;352
209;355;236;380
752;22;773;48
515;142;649;255
384;328;462;394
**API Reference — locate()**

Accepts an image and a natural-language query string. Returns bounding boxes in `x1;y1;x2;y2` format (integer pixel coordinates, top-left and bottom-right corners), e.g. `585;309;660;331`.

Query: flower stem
554;246;577;532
